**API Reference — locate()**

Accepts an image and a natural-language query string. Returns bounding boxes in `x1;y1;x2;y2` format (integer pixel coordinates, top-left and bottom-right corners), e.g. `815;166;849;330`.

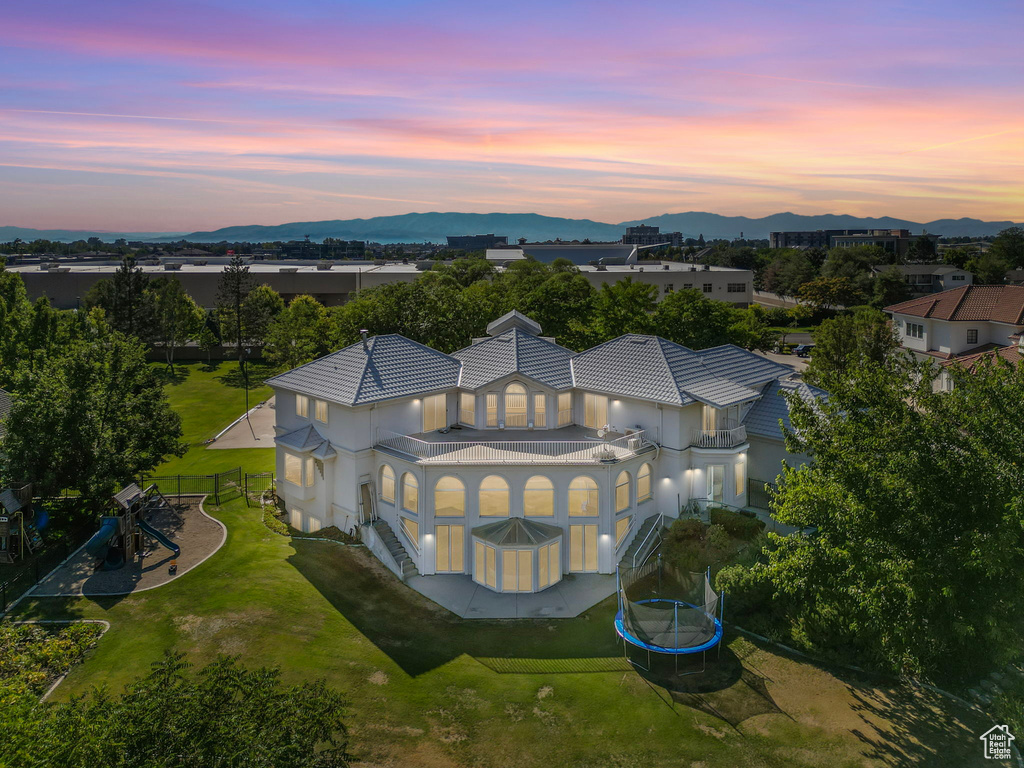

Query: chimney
360;329;369;352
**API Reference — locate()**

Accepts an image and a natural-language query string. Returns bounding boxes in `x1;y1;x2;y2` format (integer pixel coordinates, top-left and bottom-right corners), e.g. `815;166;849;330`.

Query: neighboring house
886;285;1024;361
0;387;11;442
268;310;819;595
870;264;973;295
938;335;1024;391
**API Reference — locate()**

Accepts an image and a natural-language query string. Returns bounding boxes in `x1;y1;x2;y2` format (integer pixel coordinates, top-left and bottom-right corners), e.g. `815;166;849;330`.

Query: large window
435;524;464;572
524;475;554;517
727;283;746;293
295;394;309;418
285;454;314;487
434;476;465;516
734;459;746;499
706;465;724;504
505;383;528;427
906;322;924;339
400;516;419;551
583;393;608;429
570;524;598;572
402;472;419;514
568;476;599;516
474;541;497;589
615;470;631;513
538;542;560;589
557;393;572;426
479;475;510;516
616;515;633;547
423;393;446;433
637;463;652;502
502;549;533;592
486;394;498;427
380;464;395;504
460;392;475;427
533;393;546;428
314;399;328;423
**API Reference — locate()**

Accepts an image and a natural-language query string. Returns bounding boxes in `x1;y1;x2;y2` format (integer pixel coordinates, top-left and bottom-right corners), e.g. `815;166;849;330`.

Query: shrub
667;517;706;543
262;505;289;536
709;508;765;540
715;562;777;623
706;524;730;551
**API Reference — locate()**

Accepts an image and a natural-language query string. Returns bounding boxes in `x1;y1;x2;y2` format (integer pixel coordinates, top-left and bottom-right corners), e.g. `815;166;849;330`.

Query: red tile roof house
886;285;1024;389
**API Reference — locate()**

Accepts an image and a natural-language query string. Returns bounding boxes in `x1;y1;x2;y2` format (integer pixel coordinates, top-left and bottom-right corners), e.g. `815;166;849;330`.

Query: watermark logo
980;725;1015;760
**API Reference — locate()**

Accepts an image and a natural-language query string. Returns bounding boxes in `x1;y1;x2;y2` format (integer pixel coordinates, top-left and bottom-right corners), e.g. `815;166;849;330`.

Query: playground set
0;484;48;564
85;483;181;572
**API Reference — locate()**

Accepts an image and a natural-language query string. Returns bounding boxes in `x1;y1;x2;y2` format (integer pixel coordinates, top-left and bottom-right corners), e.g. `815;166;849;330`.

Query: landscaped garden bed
0;621;105;700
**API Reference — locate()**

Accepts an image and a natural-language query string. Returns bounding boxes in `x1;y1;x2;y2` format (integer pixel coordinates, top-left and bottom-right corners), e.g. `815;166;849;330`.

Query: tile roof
571;335;792;407
886;285;1024;324
0;387;10;440
266;335;461;406
453;329;574;389
485;310;542;337
941;344;1023;372
743;380;829;441
275;424;336;458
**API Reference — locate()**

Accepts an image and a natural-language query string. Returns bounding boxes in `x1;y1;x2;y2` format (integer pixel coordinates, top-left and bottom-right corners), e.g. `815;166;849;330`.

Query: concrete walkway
210;397;276;449
406;572;617;619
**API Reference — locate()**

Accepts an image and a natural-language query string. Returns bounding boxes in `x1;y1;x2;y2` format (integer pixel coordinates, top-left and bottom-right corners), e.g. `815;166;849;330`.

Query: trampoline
615;557;724;675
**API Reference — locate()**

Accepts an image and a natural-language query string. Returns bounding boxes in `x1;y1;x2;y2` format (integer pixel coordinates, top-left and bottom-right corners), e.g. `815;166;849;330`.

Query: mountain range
2;212;1021;245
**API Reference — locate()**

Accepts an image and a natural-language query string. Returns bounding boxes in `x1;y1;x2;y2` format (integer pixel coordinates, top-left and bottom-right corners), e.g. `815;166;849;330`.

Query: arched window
380;464;395;504
568;476;599;517
402;473;419;514
524;475;554;517
504;383;528;427
615;470;631;513
637;463;652;502
434;476;465;517
479;475;510;517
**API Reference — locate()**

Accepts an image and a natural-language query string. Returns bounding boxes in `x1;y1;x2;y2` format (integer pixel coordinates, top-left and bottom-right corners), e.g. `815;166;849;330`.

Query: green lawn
152;361;275;476
14;497;990;768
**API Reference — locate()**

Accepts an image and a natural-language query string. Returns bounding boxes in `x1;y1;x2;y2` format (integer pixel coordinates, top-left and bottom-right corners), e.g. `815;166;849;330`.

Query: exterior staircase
621;514;665;569
371;519;419;580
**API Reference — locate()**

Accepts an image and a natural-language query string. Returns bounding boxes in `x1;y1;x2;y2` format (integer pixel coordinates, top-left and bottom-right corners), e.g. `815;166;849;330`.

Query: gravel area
33;498;226;597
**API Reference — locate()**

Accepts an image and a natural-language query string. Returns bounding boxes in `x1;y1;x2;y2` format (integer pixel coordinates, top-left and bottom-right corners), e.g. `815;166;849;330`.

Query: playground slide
84;518;118;558
137;519;180;557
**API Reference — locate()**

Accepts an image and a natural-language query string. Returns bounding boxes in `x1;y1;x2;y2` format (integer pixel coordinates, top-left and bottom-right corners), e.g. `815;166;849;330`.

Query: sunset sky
1;0;1022;231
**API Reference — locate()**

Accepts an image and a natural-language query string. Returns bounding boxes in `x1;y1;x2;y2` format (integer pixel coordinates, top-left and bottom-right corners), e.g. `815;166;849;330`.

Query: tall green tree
989;226;1024;269
1;323;185;499
574;277;657;345
242;283;286;349
653;289;744;350
85;255;156;341
764;356;1024;675
0;268;33;388
871;266;912;308
151;277;205;372
265;295;333;370
216;255;256;361
967;250;1010;285
796;276;864;313
803;307;900;391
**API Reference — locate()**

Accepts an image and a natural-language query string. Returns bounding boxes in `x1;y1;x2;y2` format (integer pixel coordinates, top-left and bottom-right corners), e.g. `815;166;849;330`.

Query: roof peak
486;310;543;337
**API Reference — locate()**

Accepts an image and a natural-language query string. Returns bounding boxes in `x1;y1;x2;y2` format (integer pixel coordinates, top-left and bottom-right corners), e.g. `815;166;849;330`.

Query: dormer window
504;383;528;428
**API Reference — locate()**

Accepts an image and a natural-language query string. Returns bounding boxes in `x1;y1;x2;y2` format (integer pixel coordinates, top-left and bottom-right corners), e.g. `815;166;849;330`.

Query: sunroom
471;518;562;594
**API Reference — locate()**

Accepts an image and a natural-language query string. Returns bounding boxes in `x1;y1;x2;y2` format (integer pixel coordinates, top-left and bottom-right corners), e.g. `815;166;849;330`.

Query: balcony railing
375;429;654;465
690;425;747;449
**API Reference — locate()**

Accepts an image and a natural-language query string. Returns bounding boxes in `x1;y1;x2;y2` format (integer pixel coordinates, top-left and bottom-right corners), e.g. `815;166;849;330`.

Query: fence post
2;583;6;612
214;471;220;507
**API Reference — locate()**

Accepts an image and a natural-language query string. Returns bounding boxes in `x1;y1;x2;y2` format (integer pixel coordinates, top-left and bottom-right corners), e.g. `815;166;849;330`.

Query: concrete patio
406;572;617;619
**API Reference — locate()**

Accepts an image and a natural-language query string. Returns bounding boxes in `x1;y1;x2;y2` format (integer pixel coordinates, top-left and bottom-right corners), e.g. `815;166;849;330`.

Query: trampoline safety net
618;559;720;651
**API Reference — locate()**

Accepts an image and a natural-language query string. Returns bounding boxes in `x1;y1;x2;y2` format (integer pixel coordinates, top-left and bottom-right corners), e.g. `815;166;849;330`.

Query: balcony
375;426;655;466
690;425;747;449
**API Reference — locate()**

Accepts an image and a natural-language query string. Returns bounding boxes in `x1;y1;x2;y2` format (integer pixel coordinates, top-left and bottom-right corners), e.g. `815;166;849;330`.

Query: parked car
793;344;815;358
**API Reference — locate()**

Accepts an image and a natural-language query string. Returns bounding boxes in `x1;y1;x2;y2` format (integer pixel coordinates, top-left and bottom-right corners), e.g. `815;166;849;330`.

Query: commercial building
769;228;939;258
870;264;973;294
447;234;508;250
269;310;820;600
622;225;683;248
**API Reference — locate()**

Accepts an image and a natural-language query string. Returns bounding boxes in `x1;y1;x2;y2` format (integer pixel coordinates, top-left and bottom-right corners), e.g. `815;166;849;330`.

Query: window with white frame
734;459;746;499
967;329;978;345
906;322;924;339
486;393;498;427
295;394;309;418
615;470;630;513
284;453;303;486
533;393;546;427
380;464;395;504
402;473;419;514
557;393;572;426
583;393;608;429
423;393;446;433
523;475;554;516
504;383;528;427
460;392;475;427
434;476;465;516
314;399;328;423
435;524;464;572
479;475;510;516
538;541;561;589
637;463;652;502
400;516;419;551
568;476;599;516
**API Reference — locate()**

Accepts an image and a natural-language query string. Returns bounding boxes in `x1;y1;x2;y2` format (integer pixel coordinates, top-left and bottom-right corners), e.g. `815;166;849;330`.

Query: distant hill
3;212;1020;245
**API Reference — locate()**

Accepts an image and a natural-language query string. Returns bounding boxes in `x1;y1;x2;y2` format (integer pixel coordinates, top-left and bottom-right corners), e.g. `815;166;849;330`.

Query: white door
569;525;598;572
706;465;724;504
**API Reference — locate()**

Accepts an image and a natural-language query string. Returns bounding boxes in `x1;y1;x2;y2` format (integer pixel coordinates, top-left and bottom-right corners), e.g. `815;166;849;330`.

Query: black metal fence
136;467;274;507
0;536;74;612
747;478;778;511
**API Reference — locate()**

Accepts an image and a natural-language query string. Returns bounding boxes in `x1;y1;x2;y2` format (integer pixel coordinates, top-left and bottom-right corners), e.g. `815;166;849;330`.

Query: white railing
632;513;664;568
375;429;653;465
690;425;747;449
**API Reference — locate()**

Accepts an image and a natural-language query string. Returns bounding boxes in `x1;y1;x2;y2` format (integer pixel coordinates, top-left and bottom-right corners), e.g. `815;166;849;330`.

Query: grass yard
152;361;275;475
14;497;992;768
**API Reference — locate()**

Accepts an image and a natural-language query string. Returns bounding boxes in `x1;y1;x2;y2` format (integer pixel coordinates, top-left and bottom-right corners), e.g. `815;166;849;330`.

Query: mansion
268;311;820;595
